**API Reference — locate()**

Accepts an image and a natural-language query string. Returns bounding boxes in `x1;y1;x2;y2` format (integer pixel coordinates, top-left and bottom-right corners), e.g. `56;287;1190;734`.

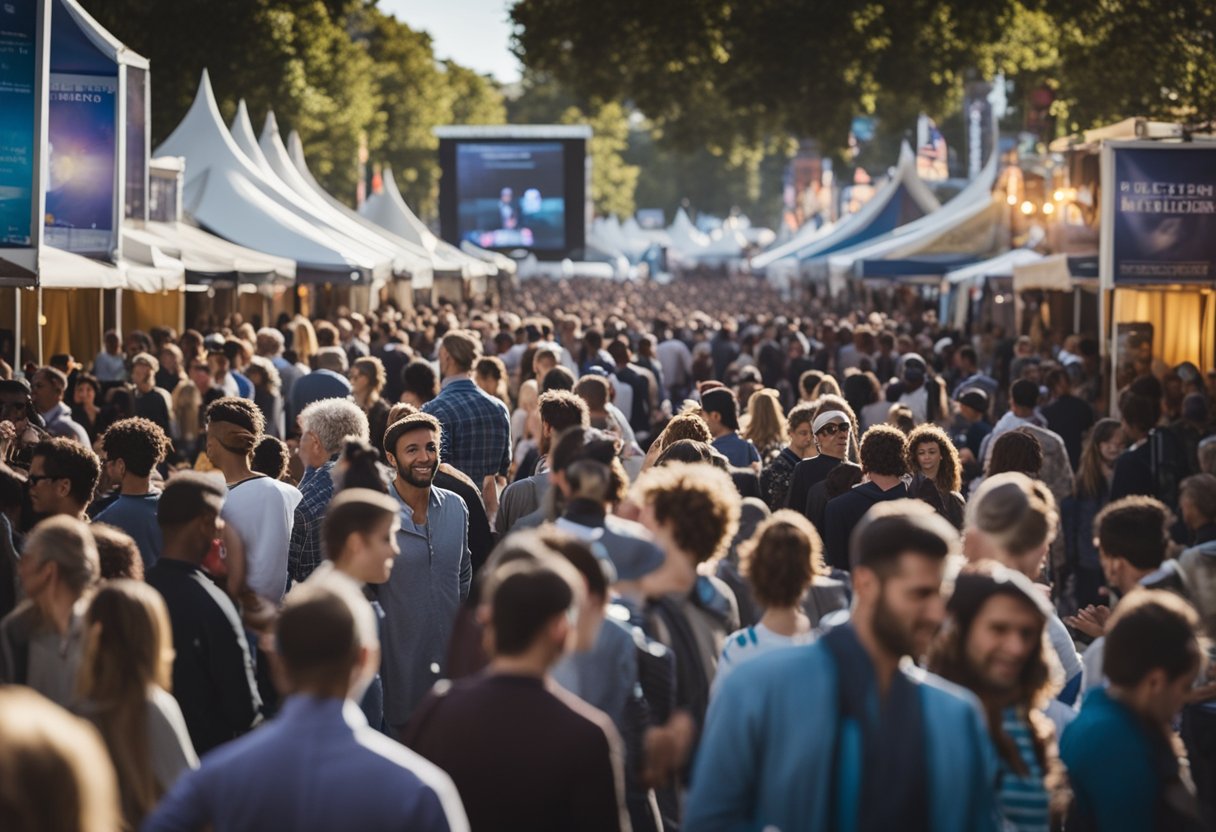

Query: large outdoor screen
438;130;587;259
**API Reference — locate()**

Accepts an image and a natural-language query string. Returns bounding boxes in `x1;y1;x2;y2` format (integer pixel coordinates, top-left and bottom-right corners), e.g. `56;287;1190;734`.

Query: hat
933;337;954;355
957;388;989;414
812;410;849;433
902;354;926;383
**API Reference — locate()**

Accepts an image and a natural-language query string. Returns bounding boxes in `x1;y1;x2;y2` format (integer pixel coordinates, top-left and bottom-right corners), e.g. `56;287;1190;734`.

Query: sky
378;0;522;83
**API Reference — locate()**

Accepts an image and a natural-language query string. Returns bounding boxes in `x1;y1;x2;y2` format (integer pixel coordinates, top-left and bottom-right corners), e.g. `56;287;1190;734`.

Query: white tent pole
116;287;124;337
36;286;43;367
13;289;22;378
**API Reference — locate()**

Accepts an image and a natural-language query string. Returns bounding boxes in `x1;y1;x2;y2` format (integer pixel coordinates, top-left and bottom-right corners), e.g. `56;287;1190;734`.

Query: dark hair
907;423;962;493
204;396;264;436
490;561;576;655
322;492;398;564
157;472;227;529
1181;474;1216;524
32;438;100;507
842;373;877;413
1103;590;1202;686
824;461;863;499
655;438;714;466
383;412;442;460
541;366;577;393
532;527;609;599
701;388;740;431
538;390;590;433
799;369;824;397
1119;390;1161;434
401;360;439;404
988;429;1044;477
740;510;824;608
275;578;369;688
251;435;291;480
90;523;144;581
958;345;978;367
75;373;101;396
1010;379;1040;409
1095;496;1170;571
851;499;958;573
859;424;907;477
337;439;389;494
575;375;611;411
99;418;170;478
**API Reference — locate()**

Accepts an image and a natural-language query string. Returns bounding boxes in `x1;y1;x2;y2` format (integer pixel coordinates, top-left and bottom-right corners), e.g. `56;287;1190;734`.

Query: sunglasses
816;423;850;437
27;474;61;486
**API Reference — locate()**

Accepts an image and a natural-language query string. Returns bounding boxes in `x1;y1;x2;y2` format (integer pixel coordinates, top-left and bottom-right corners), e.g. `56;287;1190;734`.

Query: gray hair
256;327;285;357
24;515;99;594
298;397;369;455
314;346;348;374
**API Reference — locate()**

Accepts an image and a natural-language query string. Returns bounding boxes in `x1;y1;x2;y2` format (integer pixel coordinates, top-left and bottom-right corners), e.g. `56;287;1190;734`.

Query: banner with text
1106;144;1216;286
44;72;117;256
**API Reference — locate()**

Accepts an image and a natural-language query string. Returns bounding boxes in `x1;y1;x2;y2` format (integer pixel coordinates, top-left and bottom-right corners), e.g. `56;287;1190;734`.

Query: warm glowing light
1042;202;1055;215
1020;200;1035;215
1006;193;1018;206
1053;189;1065;202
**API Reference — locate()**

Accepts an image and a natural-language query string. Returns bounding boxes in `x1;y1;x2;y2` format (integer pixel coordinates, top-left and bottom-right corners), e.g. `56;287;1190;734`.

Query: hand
0;420;14;458
1065;604;1111;639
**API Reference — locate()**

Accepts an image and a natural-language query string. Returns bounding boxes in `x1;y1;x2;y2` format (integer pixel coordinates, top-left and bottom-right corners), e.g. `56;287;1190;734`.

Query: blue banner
1110;145;1216;285
0;1;39;247
44;72;117;255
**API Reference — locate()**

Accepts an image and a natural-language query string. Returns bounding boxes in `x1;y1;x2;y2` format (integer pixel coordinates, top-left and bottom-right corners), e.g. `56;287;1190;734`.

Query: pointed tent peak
897;141;916;164
261;109;282;144
229;100;270;168
380;165;405;202
154;67;242;161
287;129;306;163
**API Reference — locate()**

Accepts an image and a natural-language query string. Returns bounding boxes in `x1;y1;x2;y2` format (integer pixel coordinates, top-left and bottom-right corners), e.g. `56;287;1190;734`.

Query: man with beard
928;561;1059;832
495;391;589;534
685;500;999;832
379;413;472;735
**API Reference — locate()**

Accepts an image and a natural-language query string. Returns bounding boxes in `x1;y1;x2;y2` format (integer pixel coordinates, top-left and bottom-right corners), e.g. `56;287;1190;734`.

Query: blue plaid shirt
422;377;511;483
287;459;336;584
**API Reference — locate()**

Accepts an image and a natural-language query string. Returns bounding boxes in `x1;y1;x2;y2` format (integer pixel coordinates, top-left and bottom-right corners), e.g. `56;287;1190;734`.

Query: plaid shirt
422;377;511;483
287;459;336;584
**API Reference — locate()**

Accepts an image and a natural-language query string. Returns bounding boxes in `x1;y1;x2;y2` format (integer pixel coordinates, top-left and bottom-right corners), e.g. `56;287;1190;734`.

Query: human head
0;687;121;832
538;390;590;455
313;346;349;375
907;424;961;493
1095;496;1170;595
30;367;68;413
29;438;100;516
1118;389;1160;440
957;388;989;423
350;356;386;398
787;402;817;457
322;488;401;584
1009;379;1040;414
401;359;439;407
129;353;158;389
741;389;787;448
438;329;481;376
1103;590;1203;724
656;411;714;453
812;409;851;459
384;412;442;489
965;472;1058;579
99;417;170;482
1180;474;1216;533
928;560;1053;710
251;435;291;480
73;373;100;407
858;423;907;478
157;473;227;563
277;574;380;700
19;515;99;607
632;462;740;566
700;388;740;434
987;429;1043;478
541;365;576;393
850;500;957;659
799;369;824;400
484;556;584;664
575;374;611;418
1077;418;1124;498
740;510;824;609
474;355;509;401
89;523;144;581
297;398;370;468
204;397;264;464
255;327;285;358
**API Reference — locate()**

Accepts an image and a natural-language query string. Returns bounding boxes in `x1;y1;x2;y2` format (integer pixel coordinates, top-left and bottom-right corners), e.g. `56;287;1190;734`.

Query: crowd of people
1;273;1216;831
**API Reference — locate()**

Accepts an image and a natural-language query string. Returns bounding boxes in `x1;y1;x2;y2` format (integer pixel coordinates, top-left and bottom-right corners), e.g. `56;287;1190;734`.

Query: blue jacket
685;639;1000;832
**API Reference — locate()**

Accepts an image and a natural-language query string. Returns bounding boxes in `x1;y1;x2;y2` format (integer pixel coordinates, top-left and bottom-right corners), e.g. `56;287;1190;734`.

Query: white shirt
711;623;814;699
656;339;693;391
222;476;302;601
899;385;929;425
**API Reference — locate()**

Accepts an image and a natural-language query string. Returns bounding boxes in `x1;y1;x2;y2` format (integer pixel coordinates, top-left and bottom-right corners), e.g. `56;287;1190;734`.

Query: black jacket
822;481;910;570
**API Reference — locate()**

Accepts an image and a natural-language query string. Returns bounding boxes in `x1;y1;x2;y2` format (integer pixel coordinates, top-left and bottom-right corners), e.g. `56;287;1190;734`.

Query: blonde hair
741;388;788;451
0;687;121;832
441;329;482;372
76;580;176;828
291;317;318;367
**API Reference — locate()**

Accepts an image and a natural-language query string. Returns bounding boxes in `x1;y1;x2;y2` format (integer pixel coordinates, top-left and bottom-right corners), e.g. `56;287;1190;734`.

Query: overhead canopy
118;227;186;292
38;246;126;289
820;145;1002;281
154;71;383;284
52;0;148;72
946;248;1045;285
143;220;296;284
359;166;492;279
283;129;436;286
1013;253;1100;292
753;142;941;271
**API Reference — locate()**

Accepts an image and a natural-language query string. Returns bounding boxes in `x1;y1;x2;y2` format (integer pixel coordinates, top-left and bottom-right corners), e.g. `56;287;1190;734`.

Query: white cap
812;410;849;433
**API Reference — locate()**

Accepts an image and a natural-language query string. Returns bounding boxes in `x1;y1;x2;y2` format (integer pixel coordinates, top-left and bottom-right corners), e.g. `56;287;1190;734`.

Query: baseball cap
957;388;989;414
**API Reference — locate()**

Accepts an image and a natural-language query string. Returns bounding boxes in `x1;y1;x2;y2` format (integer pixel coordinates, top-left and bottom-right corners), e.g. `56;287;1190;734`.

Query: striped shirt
997;707;1050;832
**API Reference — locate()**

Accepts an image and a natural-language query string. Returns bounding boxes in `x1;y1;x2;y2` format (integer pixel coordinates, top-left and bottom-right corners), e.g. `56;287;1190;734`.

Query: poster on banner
44;72;117;256
1101;142;1216;287
0;0;42;251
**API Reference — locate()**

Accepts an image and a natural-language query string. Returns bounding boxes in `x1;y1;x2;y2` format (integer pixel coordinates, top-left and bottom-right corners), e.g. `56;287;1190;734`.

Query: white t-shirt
711;623;814;698
222;476;302;601
899;385;929;424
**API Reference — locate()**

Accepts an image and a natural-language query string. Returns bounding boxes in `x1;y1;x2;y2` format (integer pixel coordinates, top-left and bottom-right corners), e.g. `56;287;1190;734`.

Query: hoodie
822;480;909;570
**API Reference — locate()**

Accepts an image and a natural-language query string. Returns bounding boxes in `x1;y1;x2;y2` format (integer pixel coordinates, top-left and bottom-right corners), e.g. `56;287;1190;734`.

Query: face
161;350;179;373
192;506;225;560
1142;665;1201;724
189;364;211;388
392;428;439;488
964;595;1044;694
350;368;371;394
790;422;815;456
18;545;54;601
534;356;557;378
298;430;329;469
815;420;850;458
74;383;95;406
343;515;401;584
916;441;942;476
474;374;496;397
28;455;68;514
1098;430;1125;465
132;363;152;387
29;373;59;412
861;553;947;659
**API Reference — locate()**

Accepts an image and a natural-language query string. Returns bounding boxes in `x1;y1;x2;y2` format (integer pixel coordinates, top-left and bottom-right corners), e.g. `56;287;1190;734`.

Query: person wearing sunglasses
784;410;853;517
28;438;102;521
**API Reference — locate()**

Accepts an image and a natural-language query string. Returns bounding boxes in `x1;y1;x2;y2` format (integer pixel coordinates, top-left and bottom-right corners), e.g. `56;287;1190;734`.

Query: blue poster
44;72;116;254
0;1;39;247
1110;146;1216;285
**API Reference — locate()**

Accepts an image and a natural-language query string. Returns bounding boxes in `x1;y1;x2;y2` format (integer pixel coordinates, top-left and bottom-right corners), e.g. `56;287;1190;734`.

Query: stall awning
39;246;126;289
142;221;295;285
1013;253;1101;292
858;252;983;278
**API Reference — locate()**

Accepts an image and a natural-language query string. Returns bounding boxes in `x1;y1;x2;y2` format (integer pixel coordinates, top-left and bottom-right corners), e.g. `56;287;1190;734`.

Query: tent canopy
946;248;1044;285
144;220;296;284
753;142;941;270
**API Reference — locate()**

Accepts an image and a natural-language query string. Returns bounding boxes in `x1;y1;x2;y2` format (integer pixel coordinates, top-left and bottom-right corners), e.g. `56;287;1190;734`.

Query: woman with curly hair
907;424;966;528
712;510;822;697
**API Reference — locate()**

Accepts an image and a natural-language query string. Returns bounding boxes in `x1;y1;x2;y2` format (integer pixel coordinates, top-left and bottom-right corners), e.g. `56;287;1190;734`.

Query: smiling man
378;413;472;735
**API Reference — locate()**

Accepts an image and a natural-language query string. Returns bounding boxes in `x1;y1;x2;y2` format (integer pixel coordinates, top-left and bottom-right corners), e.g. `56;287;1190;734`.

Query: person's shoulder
717;639;828;700
907;665;986;717
432;485;469;515
547;682;617;746
353;722;463;794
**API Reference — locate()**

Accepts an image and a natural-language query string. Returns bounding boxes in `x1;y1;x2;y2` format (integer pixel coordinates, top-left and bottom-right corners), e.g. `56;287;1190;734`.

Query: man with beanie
700;388;761;469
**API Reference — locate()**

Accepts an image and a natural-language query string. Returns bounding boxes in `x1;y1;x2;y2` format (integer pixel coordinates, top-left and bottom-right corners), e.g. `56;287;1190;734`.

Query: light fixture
1053;189;1065;202
1020;200;1035;215
1042;202;1055;215
1006;193;1018;206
